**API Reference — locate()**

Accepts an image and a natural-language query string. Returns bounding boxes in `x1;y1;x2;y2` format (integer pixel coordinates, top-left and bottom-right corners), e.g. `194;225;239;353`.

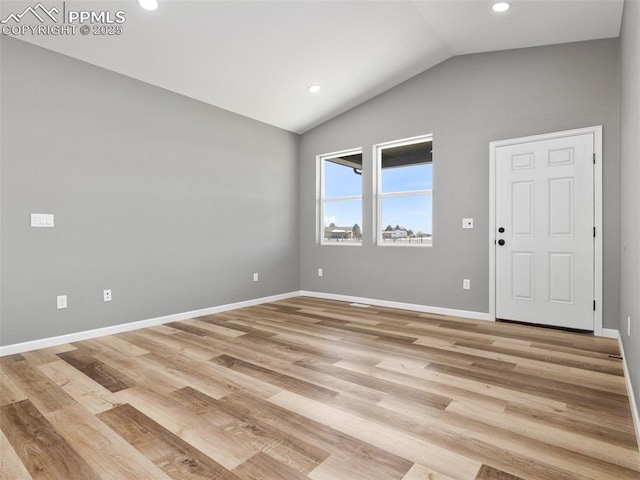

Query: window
375;135;433;246
318;148;363;245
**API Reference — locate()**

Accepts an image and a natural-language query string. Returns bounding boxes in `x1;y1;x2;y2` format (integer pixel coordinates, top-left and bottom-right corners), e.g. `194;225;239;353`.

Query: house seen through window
376;135;433;246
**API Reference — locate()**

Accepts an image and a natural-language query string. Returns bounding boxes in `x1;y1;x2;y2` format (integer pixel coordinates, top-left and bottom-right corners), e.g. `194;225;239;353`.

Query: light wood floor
1;297;639;480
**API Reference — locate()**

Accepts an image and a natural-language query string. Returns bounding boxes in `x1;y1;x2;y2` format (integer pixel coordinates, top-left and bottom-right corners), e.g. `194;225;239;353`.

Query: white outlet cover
253;273;259;282
57;295;67;309
462;218;474;229
104;290;112;302
463;279;471;290
318;268;323;277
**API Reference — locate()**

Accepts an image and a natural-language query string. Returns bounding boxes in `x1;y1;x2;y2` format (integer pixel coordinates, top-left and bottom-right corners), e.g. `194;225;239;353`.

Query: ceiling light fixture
309;85;321;93
492;1;511;12
139;0;159;11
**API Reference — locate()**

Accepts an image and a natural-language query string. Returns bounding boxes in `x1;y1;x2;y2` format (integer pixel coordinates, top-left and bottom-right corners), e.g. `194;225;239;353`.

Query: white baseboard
0;290;489;356
0;291;301;357
616;330;640;452
601;328;619;339
299;290;491;321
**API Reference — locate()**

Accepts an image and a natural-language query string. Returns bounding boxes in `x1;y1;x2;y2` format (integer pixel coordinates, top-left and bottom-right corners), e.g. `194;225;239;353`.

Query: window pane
381;140;432;193
382;163;432;193
323;199;362;243
324;158;362;198
380;195;432;245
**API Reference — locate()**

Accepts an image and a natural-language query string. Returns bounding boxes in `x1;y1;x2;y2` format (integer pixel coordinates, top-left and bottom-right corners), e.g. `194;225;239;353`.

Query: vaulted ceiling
3;0;624;133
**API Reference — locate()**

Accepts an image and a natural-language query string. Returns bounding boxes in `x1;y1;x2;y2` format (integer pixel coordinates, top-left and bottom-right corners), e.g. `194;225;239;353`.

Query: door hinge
594;226;596;238
593;300;596;311
593;153;596;164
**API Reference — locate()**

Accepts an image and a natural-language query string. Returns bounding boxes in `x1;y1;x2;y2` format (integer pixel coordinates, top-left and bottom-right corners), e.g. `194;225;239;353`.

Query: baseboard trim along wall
617;331;640;451
299;290;491;321
601;328;620;339
0;291;300;357
0;290;623;358
0;290;491;356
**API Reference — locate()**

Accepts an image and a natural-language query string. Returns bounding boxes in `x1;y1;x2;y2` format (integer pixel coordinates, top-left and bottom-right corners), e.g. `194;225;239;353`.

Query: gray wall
300;39;621;328
0;36;626;347
619;0;640;414
0;38;300;346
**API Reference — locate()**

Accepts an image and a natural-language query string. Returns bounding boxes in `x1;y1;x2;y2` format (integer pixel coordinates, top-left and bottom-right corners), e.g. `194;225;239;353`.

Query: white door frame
489;126;603;336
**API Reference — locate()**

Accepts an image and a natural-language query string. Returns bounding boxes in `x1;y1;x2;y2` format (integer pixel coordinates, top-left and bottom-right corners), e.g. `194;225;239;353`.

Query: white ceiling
3;0;624;133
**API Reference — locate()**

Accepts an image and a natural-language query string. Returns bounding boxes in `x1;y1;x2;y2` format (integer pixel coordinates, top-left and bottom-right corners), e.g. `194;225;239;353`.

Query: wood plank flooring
1;297;639;479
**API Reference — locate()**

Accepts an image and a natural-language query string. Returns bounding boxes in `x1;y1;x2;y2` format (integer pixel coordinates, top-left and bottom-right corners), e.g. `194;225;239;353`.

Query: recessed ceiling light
492;1;511;12
139;0;158;11
309;85;321;93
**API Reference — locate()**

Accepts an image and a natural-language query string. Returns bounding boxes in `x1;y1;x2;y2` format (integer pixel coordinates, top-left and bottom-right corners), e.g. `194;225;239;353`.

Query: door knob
498;239;506;246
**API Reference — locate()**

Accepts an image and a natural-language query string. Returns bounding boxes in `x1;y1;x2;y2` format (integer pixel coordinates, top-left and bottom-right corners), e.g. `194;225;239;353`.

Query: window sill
320;242;363;247
376;242;433;248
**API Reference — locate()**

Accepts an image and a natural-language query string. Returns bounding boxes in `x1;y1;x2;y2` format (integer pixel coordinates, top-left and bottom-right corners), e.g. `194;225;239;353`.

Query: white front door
494;132;595;330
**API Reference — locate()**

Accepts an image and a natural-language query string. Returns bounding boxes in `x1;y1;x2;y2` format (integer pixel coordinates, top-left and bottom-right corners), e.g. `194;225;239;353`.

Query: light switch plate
31;213;54;227
462;218;474;229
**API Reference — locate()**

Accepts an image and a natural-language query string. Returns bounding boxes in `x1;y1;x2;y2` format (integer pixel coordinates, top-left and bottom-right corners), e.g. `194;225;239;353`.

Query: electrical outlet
318;268;323;277
463;279;471;290
57;295;67;309
253;273;259;282
628;316;631;337
103;289;112;302
462;218;474;229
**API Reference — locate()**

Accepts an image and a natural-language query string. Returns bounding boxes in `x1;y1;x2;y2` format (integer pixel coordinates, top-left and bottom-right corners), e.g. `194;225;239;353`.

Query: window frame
373;134;433;247
317;147;364;247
